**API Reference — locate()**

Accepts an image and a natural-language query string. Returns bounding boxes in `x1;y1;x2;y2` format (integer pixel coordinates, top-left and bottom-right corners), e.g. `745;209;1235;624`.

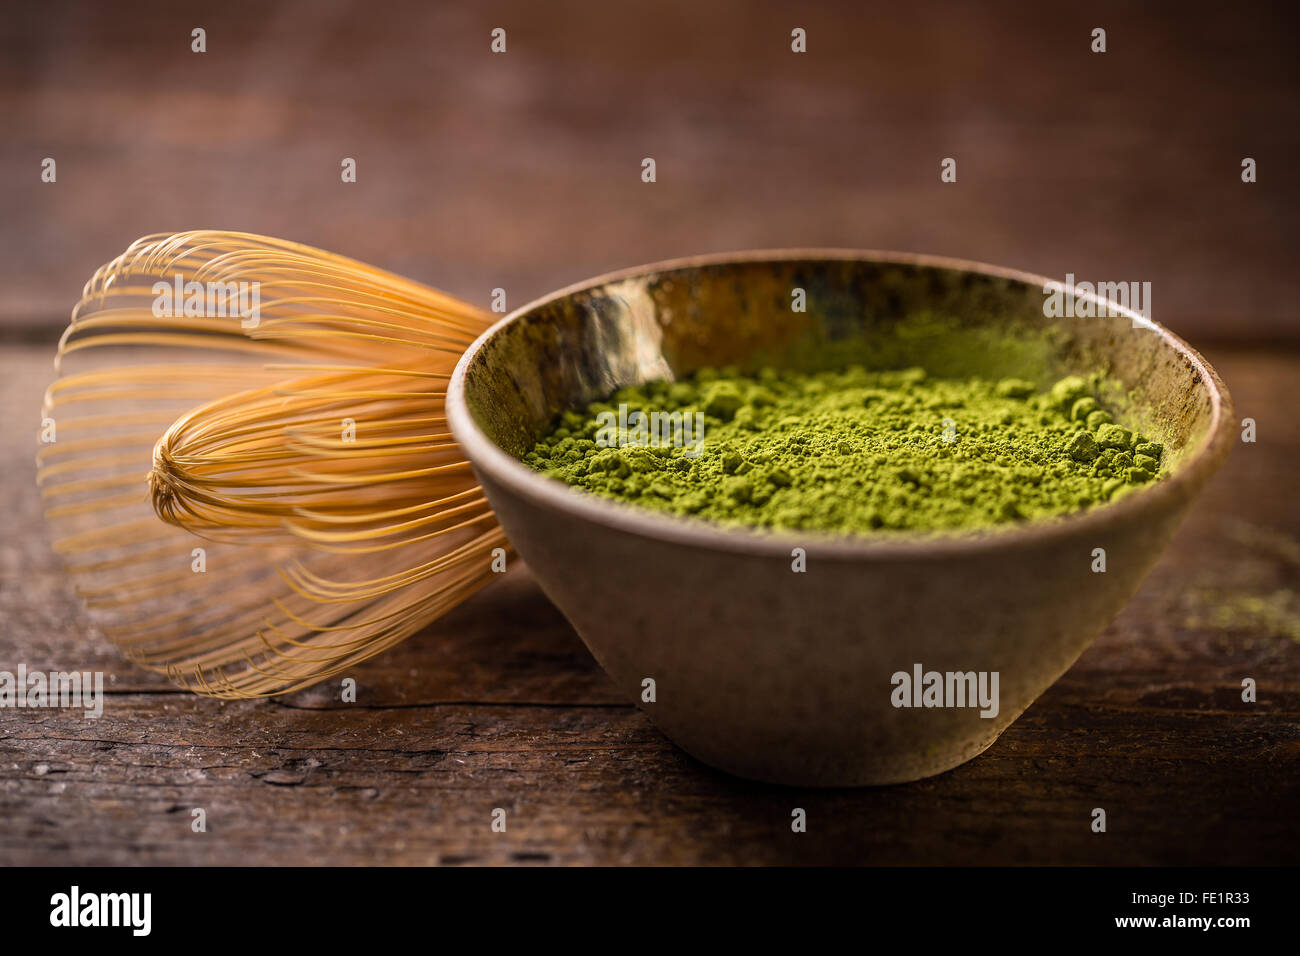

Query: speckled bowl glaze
446;251;1234;786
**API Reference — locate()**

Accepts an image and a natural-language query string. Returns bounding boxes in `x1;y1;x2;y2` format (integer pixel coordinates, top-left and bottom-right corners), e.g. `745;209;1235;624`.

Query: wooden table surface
0;342;1296;866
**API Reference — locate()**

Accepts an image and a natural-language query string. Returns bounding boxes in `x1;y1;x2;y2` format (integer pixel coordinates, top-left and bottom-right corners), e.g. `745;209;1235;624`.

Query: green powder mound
522;365;1165;535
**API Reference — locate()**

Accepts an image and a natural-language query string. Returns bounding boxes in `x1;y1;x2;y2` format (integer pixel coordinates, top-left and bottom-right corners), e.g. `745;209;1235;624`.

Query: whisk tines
39;231;508;698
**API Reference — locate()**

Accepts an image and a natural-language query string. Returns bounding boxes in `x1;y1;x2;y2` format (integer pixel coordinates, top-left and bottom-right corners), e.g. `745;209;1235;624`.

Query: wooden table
1;342;1296;865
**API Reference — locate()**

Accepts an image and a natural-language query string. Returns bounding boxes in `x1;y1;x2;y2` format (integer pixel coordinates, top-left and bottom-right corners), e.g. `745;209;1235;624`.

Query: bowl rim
446;249;1236;559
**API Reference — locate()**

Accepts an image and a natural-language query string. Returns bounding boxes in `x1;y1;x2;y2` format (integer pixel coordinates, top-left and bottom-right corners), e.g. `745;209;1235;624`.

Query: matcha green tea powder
523;365;1164;535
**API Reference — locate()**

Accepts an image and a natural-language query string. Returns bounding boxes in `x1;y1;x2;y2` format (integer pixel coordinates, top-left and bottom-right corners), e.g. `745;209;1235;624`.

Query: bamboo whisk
38;231;508;698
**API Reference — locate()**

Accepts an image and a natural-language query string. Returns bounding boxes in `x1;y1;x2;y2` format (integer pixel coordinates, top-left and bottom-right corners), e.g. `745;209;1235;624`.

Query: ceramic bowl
446;250;1234;786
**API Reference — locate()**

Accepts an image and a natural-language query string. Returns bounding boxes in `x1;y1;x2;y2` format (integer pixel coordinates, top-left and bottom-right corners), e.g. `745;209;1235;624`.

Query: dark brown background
0;0;1297;866
1;0;1297;338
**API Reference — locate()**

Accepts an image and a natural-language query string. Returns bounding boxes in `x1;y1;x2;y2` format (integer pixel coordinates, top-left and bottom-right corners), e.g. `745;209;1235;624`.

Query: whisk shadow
277;565;626;710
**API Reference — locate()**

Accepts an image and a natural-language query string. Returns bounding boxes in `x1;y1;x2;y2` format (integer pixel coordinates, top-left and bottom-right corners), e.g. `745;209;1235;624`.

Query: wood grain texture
0;0;1297;339
0;344;1296;865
